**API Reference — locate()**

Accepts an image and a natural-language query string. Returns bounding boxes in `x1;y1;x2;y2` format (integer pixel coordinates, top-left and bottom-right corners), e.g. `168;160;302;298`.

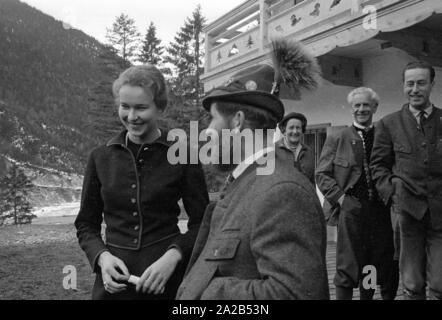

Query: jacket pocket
205;238;241;261
341;195;362;213
333;158;349;168
393;143;411;154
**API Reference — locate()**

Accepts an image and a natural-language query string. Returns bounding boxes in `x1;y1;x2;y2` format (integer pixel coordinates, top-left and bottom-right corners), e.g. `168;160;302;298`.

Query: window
303;124;330;168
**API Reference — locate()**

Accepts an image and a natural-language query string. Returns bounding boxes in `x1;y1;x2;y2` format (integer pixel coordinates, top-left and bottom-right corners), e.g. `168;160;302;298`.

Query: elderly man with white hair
316;87;397;300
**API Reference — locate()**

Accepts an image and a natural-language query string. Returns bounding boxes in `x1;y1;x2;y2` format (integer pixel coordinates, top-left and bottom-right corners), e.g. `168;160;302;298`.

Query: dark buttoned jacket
176;148;329;300
371;105;442;226
75;130;209;271
316;126;368;214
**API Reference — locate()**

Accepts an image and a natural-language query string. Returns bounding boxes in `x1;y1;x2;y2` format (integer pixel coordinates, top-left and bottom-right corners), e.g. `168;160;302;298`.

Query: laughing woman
75;65;209;300
276;112;315;184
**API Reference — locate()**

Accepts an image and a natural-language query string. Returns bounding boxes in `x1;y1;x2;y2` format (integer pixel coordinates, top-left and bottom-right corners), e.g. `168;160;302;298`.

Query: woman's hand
98;251;130;294
136;248;182;295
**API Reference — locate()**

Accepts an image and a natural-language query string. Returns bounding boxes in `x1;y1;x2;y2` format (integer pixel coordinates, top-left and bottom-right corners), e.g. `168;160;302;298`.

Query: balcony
203;0;442;91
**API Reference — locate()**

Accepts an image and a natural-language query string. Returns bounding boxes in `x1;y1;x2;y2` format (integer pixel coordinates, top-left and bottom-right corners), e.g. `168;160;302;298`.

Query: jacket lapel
401;104;421;142
348;127;363;167
298;143;308;161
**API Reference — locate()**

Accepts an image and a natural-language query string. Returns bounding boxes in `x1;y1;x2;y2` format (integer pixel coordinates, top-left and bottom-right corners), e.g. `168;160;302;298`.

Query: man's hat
202;39;321;123
202;64;285;121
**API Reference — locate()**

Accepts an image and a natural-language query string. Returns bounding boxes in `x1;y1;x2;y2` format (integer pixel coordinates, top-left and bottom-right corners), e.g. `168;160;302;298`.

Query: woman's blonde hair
112;65;168;110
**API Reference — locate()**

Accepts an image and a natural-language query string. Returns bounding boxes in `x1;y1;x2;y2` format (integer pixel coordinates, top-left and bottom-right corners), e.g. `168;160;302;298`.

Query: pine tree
191;5;206;107
0;164;35;225
87;45;126;143
139;22;164;65
106;13;140;65
165;5;206;105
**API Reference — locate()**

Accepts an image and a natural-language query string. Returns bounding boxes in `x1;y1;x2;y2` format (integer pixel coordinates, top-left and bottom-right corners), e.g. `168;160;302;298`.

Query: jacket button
131;184;136;189
214;249;219;257
133;239;138;244
422;142;427;148
139;159;144;164
134;225;140;231
144;147;149;151
424;159;428;165
131;198;136;204
133;212;138;217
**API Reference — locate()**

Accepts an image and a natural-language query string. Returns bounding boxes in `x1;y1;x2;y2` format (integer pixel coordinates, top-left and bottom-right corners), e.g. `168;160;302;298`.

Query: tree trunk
195;32;200;108
14;198;17;225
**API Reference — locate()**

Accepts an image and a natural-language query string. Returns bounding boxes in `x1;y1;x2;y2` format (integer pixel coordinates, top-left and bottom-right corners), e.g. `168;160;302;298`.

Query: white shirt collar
232;147;275;179
409;104;434;118
353;122;374;131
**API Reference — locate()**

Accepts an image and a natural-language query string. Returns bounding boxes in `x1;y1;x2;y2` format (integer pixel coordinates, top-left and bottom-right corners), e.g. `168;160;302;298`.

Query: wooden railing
203;0;404;76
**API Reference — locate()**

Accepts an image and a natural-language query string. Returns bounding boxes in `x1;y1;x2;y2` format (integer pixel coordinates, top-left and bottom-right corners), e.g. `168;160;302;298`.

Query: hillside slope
0;0;124;174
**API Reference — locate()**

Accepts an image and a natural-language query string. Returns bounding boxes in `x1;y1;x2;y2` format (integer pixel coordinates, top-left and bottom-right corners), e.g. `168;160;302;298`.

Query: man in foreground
176;40;329;300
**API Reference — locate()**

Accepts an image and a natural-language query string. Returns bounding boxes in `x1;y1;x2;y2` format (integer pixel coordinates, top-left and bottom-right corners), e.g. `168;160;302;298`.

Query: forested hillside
0;0;224;194
0;0;125;174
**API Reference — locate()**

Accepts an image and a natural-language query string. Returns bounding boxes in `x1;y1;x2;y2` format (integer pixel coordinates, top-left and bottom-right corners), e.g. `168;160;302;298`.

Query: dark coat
370;105;442;227
276;139;315;184
315;126;366;223
176;148;330;300
75;130;209;275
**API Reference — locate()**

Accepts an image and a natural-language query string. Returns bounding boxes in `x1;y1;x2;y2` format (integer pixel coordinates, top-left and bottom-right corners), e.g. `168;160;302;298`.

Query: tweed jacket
75;130;209;272
276;139;315;184
176;147;329;300
315;126;367;213
371;105;442;225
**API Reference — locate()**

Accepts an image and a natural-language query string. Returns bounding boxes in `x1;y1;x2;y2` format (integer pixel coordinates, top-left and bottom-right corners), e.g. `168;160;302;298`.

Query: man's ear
230;111;245;130
372;103;379;114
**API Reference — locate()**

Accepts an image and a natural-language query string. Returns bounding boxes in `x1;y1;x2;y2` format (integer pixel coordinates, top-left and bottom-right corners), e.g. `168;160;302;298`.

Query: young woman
75;65;209;300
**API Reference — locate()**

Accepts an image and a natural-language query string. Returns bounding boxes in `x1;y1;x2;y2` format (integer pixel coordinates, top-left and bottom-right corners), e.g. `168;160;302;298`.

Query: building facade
203;0;442;167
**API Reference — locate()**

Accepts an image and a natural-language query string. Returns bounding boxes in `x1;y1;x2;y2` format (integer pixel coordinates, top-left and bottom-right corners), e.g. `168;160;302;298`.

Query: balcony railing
203;0;405;79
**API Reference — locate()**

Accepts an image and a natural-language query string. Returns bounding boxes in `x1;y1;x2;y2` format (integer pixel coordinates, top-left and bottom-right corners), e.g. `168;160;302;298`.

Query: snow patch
33;202;80;218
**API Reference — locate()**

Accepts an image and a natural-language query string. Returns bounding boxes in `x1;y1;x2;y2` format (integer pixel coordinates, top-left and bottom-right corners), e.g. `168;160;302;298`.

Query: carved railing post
204;31;212;73
259;0;269;53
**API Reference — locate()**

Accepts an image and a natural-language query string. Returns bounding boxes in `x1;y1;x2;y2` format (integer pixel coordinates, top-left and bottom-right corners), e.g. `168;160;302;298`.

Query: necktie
419;111;427;135
219;173;235;200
